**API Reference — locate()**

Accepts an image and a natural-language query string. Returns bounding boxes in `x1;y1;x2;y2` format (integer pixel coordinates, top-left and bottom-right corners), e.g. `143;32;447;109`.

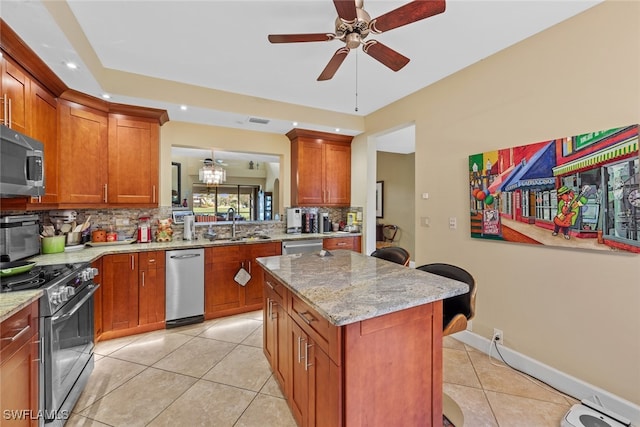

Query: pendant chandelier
199;157;226;185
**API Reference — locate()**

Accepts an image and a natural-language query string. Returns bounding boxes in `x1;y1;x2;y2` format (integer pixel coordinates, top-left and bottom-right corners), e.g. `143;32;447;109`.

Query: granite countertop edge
256;251;469;327
0;290;43;322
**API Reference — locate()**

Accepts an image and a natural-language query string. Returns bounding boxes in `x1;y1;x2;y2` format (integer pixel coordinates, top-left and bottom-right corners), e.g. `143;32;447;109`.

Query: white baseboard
455;330;640;426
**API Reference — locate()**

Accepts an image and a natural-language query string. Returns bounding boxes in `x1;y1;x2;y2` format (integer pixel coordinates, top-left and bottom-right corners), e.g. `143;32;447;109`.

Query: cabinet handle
270;301;277;320
33;339;41;363
337;242;347;246
305;343;313;371
297;336;305;364
266;280;275;290
297;311;315;325
152;185;156;203
267;298;271;320
1;95;6;125
247;260;251;274
131;255;135;271
1;324;30;342
103;184;108;203
7;98;11;128
141;271;145;287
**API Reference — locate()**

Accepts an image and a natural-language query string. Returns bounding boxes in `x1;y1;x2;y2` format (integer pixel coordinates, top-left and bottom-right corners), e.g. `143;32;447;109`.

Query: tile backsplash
2;205;362;242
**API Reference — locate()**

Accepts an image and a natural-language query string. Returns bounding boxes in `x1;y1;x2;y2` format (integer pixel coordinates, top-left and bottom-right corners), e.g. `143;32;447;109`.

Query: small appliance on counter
286;208;302;234
183;215;195;240
0;214;40;262
138;216;152;243
321;212;331;234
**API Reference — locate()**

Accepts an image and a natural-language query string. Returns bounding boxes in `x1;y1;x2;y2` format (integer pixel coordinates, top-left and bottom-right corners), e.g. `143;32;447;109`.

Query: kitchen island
256;250;469;427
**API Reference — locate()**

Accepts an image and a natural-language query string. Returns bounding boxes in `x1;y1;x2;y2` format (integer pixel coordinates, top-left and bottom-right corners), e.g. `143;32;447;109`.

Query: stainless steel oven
40;271;98;426
1;261;98;427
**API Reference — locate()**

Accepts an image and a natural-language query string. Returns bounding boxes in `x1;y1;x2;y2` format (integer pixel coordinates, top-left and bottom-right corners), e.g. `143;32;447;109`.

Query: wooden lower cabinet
264;278;289;389
205;242;281;319
263;270;443;427
138;251;165;326
0;301;39;427
323;236;361;253
99;250;166;340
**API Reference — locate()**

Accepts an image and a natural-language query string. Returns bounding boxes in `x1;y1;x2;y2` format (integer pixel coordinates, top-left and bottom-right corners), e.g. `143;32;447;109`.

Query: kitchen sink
220;234;271;242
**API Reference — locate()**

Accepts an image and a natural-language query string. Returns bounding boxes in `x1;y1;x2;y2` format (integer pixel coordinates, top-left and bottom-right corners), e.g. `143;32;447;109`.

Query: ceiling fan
268;0;446;81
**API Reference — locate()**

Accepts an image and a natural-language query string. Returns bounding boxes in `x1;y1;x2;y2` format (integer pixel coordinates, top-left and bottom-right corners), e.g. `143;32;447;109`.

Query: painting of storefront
469;124;639;254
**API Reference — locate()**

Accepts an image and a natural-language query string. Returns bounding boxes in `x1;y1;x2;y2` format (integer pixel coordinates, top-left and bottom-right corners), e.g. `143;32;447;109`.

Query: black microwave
0;124;45;198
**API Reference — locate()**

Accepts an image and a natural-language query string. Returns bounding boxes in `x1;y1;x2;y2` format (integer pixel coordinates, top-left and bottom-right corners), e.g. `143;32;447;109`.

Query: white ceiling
1;0;602;151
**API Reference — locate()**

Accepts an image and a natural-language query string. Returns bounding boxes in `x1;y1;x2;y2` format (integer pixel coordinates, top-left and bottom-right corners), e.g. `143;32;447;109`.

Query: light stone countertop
0;290;42;322
27;232;360;266
256;250;469;326
1;232;360;321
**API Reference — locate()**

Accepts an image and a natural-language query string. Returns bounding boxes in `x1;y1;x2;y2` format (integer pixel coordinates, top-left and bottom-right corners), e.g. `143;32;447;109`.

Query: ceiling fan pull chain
355;50;359;112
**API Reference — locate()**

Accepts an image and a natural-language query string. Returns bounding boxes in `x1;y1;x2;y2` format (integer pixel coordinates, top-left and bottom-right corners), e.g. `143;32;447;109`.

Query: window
192;185;262;220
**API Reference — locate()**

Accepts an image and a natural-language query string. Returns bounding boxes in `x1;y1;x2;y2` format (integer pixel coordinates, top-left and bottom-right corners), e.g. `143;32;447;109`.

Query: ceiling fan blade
317;47;350;81
333;0;358;22
370;0;446;33
362;40;410;71
268;33;335;43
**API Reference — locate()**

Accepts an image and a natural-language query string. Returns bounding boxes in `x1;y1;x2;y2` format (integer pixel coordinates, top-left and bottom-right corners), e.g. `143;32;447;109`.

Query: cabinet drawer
139;250;165;269
1;301;38;362
264;272;286;301
290;294;331;345
323;237;355;251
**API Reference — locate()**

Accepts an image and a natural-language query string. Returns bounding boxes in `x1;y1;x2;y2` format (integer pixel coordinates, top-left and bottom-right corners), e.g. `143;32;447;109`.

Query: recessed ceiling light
335;128;340;132
65;62;78;70
180;105;188;111
102;93;111;99
293;122;298;127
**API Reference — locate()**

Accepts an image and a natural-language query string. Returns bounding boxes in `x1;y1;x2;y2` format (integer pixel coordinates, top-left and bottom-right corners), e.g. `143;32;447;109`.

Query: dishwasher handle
170;253;202;260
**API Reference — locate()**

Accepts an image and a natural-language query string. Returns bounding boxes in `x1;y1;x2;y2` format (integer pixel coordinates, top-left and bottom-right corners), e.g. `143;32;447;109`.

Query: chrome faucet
228;208;236;238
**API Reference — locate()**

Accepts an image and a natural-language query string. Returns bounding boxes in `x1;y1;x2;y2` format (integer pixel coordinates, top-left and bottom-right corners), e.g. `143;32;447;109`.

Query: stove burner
0;263;82;293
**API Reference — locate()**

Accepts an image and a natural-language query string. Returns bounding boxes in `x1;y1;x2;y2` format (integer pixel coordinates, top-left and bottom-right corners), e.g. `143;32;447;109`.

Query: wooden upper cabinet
108;115;159;205
29;82;58;204
58;99;109;205
0;56;30;135
287;129;353;207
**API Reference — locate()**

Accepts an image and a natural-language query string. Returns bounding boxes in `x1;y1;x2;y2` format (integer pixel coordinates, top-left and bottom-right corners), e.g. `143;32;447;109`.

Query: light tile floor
67;310;576;426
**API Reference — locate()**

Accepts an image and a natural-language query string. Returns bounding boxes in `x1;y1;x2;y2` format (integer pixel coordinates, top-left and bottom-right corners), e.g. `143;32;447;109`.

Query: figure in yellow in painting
552;186;588;240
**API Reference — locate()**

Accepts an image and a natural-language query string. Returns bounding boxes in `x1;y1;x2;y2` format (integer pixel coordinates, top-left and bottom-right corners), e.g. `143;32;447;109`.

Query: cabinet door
244;242;280;306
58;100;108;204
108;115;159;205
92;259;103;341
264;284;288;391
308;343;340;427
323;142;351;206
292;139;324;206
139;251;166;325
0;302;39;427
29;83;58;204
205;246;243;315
0;338;39;427
1;57;29;135
102;253;139;331
288;320;309;427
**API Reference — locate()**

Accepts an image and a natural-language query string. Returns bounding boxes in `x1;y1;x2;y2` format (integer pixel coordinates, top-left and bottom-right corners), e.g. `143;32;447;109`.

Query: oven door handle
51;285;100;323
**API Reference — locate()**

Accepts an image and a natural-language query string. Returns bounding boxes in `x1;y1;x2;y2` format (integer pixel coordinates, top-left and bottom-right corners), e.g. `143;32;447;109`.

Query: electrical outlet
492;328;503;343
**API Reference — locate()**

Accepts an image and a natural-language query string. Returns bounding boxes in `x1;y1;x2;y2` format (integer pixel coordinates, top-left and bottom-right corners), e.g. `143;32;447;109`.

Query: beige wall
376;151;416;257
356;0;640;404
160;121;291;215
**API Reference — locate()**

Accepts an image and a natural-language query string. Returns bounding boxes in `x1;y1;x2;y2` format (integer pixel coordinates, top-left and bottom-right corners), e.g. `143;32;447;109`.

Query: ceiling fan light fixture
199;157;227;185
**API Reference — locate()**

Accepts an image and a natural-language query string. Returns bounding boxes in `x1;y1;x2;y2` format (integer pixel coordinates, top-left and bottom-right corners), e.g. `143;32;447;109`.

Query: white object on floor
562;399;630;427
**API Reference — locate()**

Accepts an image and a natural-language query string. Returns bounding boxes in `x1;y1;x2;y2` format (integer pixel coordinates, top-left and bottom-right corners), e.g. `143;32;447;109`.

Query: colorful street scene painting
469;124;640;253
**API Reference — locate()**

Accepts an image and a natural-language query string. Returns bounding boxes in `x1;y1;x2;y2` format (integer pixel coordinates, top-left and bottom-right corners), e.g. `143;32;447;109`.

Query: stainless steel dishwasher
165;248;204;328
282;239;323;254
